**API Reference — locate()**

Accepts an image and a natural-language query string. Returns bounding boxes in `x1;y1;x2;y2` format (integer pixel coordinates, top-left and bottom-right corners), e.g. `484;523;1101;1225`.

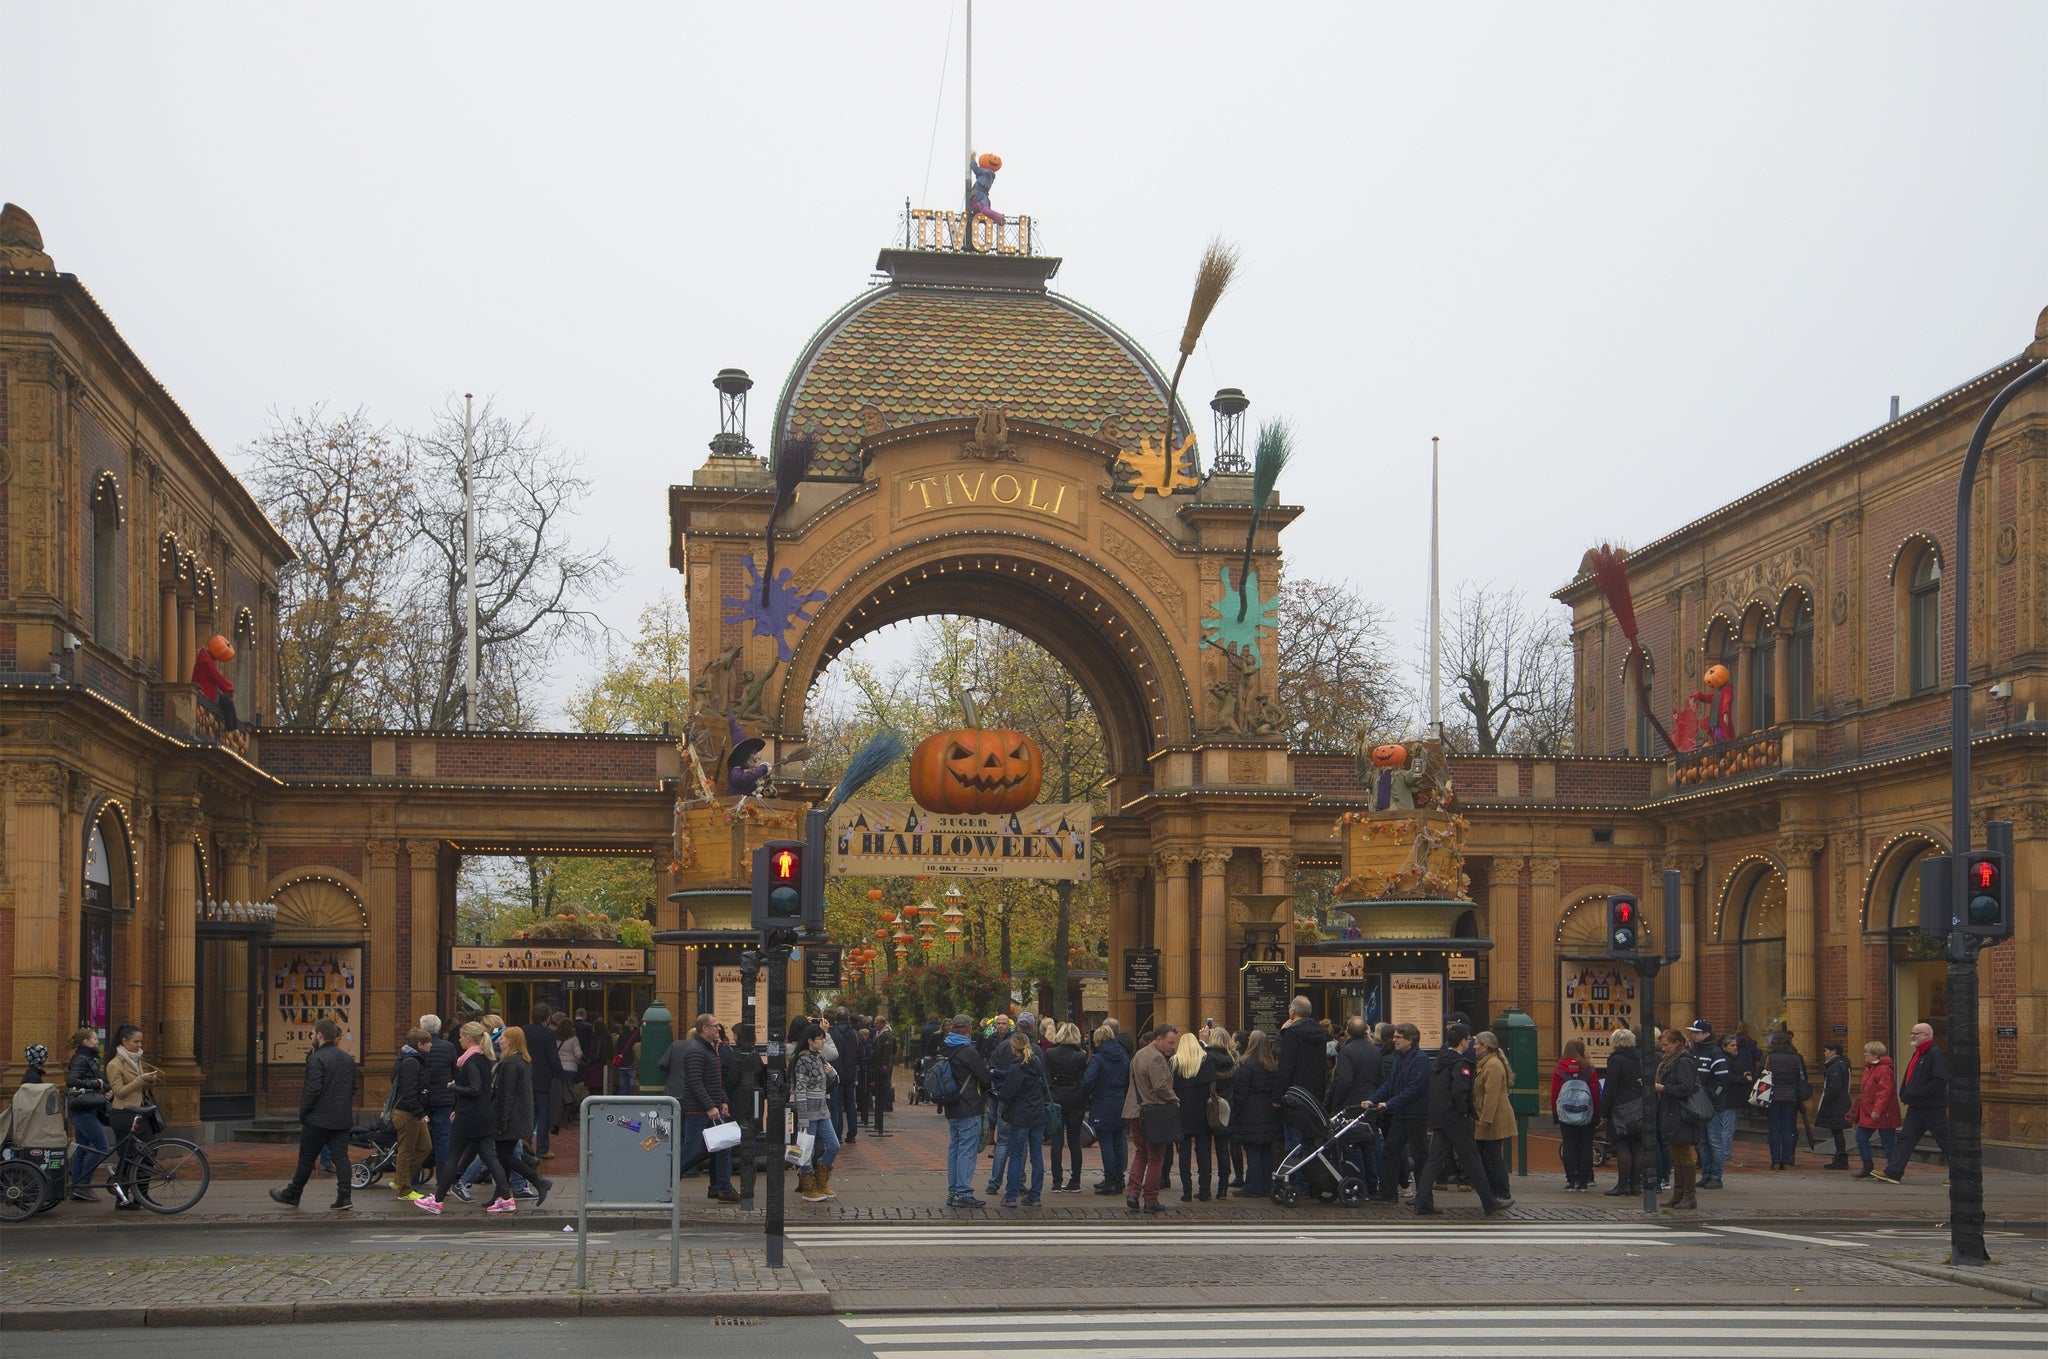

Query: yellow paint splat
1120;433;1200;498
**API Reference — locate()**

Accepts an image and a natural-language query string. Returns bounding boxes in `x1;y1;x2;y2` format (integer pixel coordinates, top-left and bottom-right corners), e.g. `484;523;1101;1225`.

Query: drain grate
712;1316;763;1326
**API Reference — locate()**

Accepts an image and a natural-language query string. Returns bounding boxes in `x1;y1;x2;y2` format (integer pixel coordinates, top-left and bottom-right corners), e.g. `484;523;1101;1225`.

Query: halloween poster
827;800;1092;881
1560;961;1638;1064
268;947;361;1063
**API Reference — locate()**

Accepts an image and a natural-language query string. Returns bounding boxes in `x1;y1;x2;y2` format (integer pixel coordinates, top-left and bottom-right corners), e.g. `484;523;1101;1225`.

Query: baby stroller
0;1060;71;1220
347;1118;399;1191
1271;1086;1378;1208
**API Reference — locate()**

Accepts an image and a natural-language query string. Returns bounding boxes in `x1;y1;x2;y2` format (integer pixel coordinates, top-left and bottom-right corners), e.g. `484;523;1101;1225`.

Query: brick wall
0;360;10;603
267;844;364;884
257;731;664;785
258;734;373;779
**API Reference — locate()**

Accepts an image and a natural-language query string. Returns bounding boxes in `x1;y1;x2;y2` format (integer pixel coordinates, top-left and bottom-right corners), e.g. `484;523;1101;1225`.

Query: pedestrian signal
1607;894;1641;958
1961;849;2011;942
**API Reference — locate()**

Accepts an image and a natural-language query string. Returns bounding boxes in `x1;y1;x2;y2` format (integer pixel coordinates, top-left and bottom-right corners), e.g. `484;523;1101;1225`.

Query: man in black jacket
1271;997;1329;1189
418;1014;458;1182
269;1018;358;1211
1326;1016;1384;1192
829;1009;860;1144
524;1006;561;1158
1877;1021;1950;1184
1411;1023;1502;1216
662;1014;739;1202
1685;1020;1733;1187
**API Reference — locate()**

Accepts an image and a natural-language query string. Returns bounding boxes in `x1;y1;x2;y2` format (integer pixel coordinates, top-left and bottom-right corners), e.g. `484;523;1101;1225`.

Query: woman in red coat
1850;1041;1901;1178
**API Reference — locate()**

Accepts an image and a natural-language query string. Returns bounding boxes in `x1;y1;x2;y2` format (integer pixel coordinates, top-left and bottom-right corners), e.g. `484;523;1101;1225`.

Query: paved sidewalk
0;1244;829;1330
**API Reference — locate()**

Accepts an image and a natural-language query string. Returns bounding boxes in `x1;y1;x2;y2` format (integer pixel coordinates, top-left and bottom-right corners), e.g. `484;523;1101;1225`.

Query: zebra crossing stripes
839;1308;2048;1359
792;1219;1681;1250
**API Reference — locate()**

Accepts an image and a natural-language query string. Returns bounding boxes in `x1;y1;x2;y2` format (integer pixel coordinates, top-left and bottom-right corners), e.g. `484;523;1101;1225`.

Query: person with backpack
931;1014;992;1208
1079;1022;1130;1195
1551;1038;1602;1191
385;1027;435;1199
1760;1030;1809;1169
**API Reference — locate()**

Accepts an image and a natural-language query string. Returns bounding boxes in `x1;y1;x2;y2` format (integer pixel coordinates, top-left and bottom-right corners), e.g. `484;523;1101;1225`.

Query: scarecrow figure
968;152;1004;226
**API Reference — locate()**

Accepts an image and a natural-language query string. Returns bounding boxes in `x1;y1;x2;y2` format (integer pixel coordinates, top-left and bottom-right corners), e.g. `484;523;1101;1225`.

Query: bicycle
0;1104;211;1221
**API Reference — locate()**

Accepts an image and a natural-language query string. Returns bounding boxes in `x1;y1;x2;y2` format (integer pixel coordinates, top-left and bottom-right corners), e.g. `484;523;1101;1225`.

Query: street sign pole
762;930;791;1269
1637;869;1681;1215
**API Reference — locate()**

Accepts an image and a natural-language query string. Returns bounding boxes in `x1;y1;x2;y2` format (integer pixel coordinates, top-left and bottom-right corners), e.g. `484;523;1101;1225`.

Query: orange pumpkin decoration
206;634;235;663
1703;663;1730;690
907;693;1042;814
1370;743;1408;769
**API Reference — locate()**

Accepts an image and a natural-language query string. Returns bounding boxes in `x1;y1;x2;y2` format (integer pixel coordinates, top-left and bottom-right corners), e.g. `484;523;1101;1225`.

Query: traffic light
1960;849;2012;942
1606;894;1641;958
751;839;823;934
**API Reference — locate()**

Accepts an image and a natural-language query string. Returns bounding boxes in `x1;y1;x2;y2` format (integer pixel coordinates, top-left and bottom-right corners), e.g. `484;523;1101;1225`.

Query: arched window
1746;610;1775;731
92;481;120;645
1909;549;1941;693
1736;864;1787;1040
1630;651;1656;756
1785;594;1815;719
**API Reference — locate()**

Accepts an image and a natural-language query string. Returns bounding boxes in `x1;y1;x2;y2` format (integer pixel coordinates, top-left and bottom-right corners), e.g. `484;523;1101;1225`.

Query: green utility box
1495;1005;1539;1176
639;999;673;1093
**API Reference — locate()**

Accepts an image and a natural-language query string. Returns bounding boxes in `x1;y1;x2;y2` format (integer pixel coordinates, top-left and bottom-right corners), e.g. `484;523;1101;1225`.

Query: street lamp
995;897;1011;979
1941;316;2047;1269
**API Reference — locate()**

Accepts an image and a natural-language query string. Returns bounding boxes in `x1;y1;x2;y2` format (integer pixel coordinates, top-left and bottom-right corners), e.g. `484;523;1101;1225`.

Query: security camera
60;631;81;652
1987;680;2014;700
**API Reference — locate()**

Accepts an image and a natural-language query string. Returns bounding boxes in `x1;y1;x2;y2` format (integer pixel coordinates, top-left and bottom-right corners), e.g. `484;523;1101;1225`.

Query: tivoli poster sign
828;800;1092;880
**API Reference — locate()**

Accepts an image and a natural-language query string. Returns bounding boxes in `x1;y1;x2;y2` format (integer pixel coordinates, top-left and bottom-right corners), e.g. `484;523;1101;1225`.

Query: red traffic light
1971;859;1997;891
772;847;800;882
1615;901;1635;923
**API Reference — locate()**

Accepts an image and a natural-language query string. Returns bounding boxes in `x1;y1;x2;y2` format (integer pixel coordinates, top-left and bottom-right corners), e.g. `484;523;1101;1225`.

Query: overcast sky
13;4;2045;724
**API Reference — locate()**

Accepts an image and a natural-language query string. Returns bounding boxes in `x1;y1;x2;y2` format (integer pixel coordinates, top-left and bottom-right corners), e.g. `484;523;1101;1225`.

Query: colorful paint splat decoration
1118;432;1201;499
1200;566;1277;666
723;555;826;662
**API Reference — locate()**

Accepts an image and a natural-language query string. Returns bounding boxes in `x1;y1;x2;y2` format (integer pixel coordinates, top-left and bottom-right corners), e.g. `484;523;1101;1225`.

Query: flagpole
964;0;973;212
1429;435;1441;740
463;393;478;731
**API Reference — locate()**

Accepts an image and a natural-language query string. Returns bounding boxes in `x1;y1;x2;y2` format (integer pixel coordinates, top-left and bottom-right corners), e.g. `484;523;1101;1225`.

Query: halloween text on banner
828;800;1093;881
450;946;648;975
269;947;361;1063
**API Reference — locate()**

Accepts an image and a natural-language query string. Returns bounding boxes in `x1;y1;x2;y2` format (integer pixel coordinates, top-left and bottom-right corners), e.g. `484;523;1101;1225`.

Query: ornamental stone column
8;764;67;1068
159;585;179;682
1153;848;1196;1030
1779;834;1826;1055
1527;857;1562;1075
1197;846;1234;1028
1259;848;1295;956
407;840;442;1024
159;805;204;1127
1486;857;1525;1017
1106;863;1146;1028
1657;853;1707;1026
364;839;401;1091
217;830;259;1078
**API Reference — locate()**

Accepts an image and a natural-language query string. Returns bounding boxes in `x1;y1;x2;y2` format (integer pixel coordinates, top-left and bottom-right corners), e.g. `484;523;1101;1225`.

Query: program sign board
1123;948;1161;996
269;947;361;1063
451;946;648;975
829;800;1092;881
804;946;843;991
1240;962;1293;1036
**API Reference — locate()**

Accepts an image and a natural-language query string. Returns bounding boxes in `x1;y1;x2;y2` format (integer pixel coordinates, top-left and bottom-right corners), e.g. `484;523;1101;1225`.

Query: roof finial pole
964;0;974;217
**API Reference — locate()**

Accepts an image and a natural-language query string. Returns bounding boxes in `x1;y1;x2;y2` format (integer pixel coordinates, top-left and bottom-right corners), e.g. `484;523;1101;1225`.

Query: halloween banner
450;946;647;975
268;947;361;1063
828;800;1093;881
1560;961;1639;1064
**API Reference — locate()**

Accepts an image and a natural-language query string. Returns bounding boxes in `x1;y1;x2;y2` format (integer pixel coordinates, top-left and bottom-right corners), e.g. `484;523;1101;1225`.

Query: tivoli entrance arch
670;243;1309;1029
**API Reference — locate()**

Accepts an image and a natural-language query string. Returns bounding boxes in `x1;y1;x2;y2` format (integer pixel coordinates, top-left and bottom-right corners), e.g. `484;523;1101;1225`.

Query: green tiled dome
773;261;1181;480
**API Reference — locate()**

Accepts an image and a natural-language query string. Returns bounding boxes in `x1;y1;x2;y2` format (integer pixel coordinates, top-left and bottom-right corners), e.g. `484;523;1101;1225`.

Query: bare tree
379;399;621;729
1274;576;1407;750
1439;582;1575;756
246;405;412;727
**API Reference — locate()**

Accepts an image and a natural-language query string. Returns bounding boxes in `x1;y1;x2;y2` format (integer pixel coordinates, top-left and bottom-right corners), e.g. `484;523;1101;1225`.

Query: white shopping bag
703;1120;742;1153
786;1129;815;1168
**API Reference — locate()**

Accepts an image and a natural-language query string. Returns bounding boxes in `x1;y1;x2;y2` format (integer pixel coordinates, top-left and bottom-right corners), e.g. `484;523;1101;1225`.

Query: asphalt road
27;1316;873;1359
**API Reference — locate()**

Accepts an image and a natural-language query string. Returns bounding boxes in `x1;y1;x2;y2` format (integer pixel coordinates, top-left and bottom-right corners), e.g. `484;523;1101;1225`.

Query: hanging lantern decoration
893;927;913;944
944;922;964;941
919;935;935;950
894;943;909;960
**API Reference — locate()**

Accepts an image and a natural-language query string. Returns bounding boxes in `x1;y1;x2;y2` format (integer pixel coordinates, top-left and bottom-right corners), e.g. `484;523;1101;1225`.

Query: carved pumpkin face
206;635;235;663
909;726;1043;814
1371;743;1408;769
1703;664;1730;690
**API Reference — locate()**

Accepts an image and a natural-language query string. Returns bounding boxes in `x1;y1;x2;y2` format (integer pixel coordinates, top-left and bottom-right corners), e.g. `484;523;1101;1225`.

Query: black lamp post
1942;325;2047;1269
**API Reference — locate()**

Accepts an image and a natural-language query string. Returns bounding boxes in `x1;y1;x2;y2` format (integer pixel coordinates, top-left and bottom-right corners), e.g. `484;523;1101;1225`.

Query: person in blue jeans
1761;1031;1807;1169
936;1015;993;1207
1682;1021;1732;1186
994;1033;1049;1206
63;1029;112;1201
1079;1024;1130;1193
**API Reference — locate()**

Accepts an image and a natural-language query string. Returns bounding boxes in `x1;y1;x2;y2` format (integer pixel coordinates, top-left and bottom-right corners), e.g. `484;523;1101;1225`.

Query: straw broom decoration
1238;419;1293;620
1161;238;1240;488
761;432;817;604
1589;543;1678;753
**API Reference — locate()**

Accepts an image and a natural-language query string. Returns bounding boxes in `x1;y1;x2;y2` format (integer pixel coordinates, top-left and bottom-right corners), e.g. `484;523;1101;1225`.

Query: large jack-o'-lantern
1370;743;1408;769
908;694;1043;814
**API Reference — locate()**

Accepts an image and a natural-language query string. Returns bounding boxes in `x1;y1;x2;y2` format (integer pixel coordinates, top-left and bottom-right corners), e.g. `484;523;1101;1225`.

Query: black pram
346;1119;398;1191
1270;1085;1378;1208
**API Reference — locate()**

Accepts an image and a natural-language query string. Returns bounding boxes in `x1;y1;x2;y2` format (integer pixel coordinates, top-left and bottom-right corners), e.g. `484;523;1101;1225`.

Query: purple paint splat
723;555;825;662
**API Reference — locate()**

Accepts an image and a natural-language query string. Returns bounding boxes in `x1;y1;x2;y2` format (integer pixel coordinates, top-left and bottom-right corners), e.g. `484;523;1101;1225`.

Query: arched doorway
1727;860;1788;1040
81;805;133;1043
1556;891;1648;1067
1866;834;1948;1065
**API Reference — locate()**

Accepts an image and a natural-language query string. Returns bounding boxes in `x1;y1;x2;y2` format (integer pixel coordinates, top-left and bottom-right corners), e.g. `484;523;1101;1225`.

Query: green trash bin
1495;1005;1538;1175
639;999;673;1094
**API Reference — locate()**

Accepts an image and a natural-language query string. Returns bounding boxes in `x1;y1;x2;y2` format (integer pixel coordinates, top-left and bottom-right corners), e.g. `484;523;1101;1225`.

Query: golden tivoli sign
895;467;1081;527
